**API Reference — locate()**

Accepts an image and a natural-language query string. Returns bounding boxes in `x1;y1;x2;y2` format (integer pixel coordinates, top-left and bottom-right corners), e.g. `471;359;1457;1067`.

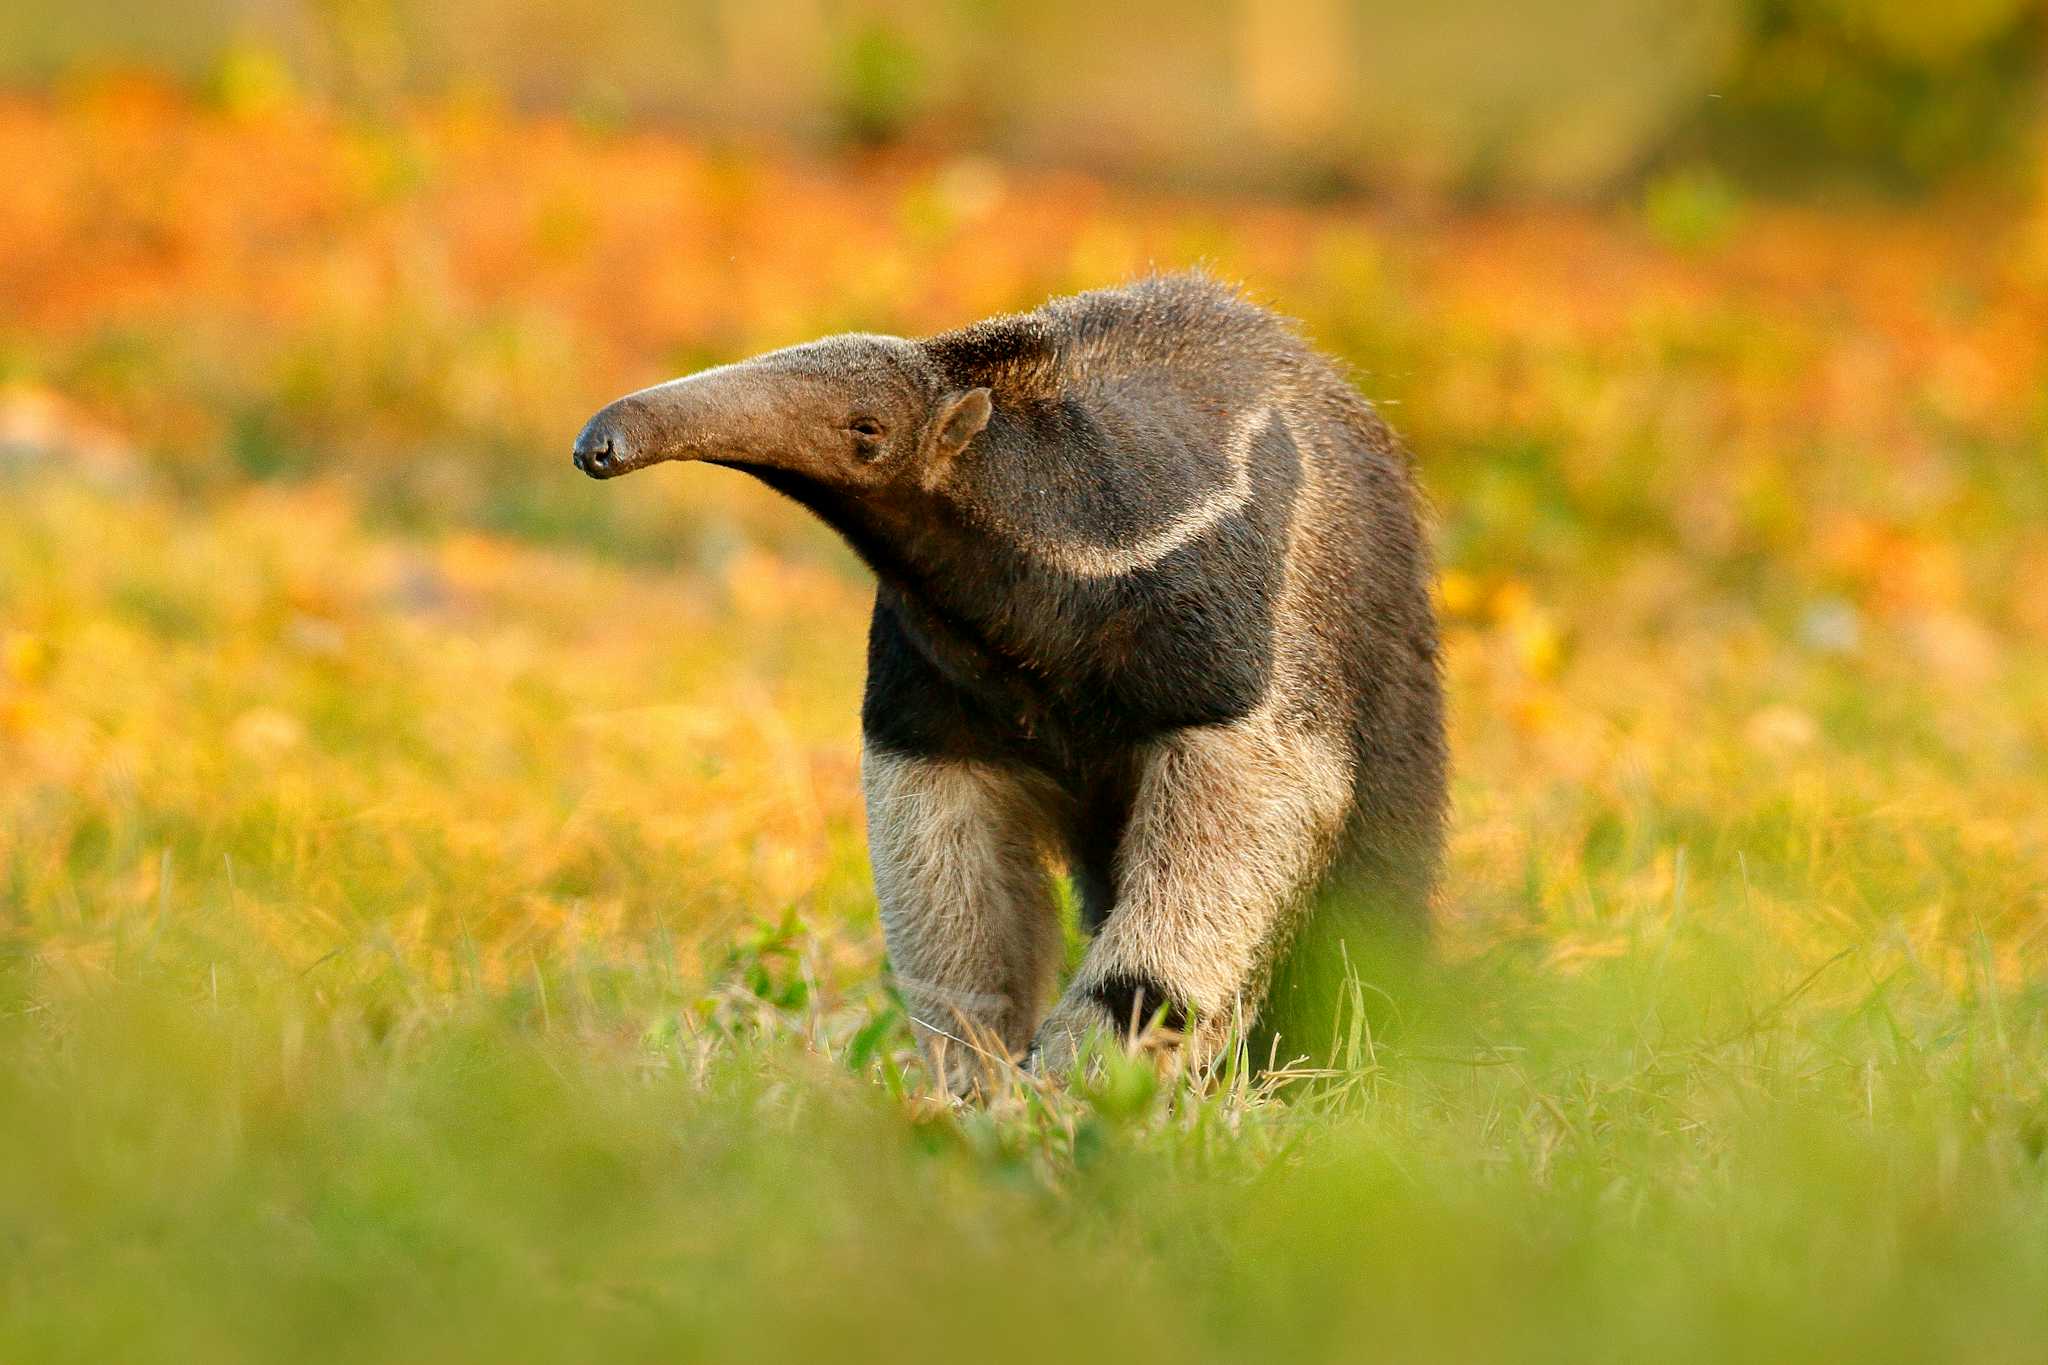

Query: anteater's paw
910;1017;1026;1100
1025;997;1123;1080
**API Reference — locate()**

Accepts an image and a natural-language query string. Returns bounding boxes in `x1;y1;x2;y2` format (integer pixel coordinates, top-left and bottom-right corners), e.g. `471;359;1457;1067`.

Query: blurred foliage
0;0;2043;195
1694;0;2048;191
1644;165;1747;249
833;16;927;145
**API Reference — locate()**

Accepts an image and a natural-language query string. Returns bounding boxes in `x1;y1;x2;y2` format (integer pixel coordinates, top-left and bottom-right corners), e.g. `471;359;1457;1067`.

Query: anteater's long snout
573;363;791;481
571;384;699;480
572;397;660;479
571;413;622;478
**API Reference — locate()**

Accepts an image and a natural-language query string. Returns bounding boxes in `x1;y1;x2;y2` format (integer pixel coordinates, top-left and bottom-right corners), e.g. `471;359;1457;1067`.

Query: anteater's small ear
928;387;993;463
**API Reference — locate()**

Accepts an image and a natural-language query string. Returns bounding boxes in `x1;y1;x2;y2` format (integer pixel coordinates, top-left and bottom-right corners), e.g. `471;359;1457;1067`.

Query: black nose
572;419;624;478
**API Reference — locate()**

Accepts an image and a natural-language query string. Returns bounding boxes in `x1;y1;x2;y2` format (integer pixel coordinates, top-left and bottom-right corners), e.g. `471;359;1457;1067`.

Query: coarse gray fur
572;273;1446;1088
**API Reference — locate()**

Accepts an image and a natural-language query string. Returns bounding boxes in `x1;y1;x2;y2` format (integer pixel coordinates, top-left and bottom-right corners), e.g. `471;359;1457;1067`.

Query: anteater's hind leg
862;744;1064;1094
1028;714;1354;1073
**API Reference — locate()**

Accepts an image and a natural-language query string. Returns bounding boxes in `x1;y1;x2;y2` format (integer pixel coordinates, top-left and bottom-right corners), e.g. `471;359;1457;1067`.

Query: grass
3;91;2048;1361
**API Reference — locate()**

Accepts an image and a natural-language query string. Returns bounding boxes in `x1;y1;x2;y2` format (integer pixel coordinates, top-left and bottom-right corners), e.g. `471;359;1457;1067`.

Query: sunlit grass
5;462;2044;1361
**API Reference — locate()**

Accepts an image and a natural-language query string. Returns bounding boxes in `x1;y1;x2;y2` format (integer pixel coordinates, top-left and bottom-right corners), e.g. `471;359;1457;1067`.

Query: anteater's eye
849;418;885;439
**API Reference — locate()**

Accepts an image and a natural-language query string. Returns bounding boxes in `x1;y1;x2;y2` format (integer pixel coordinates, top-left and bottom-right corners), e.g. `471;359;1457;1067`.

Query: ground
2;88;2047;1362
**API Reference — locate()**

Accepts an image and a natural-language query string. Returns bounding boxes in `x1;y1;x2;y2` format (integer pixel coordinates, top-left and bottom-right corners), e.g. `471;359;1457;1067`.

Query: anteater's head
572;335;992;494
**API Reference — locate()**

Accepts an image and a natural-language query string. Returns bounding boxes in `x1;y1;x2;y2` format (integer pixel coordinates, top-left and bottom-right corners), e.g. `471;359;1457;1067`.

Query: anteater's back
954;274;1447;907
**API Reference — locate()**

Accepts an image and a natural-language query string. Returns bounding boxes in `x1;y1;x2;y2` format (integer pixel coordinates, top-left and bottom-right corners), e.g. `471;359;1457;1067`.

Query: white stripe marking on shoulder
987;404;1286;579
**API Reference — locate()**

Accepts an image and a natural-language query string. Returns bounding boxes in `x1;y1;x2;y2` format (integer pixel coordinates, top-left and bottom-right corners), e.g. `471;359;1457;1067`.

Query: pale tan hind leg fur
1029;711;1355;1074
862;745;1065;1094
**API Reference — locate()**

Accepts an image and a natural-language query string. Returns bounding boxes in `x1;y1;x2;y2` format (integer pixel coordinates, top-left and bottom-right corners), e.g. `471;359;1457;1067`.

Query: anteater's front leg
1030;717;1354;1072
863;744;1063;1093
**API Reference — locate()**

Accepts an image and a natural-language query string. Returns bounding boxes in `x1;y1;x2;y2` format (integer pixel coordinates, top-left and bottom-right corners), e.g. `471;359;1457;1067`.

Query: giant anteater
573;273;1445;1087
